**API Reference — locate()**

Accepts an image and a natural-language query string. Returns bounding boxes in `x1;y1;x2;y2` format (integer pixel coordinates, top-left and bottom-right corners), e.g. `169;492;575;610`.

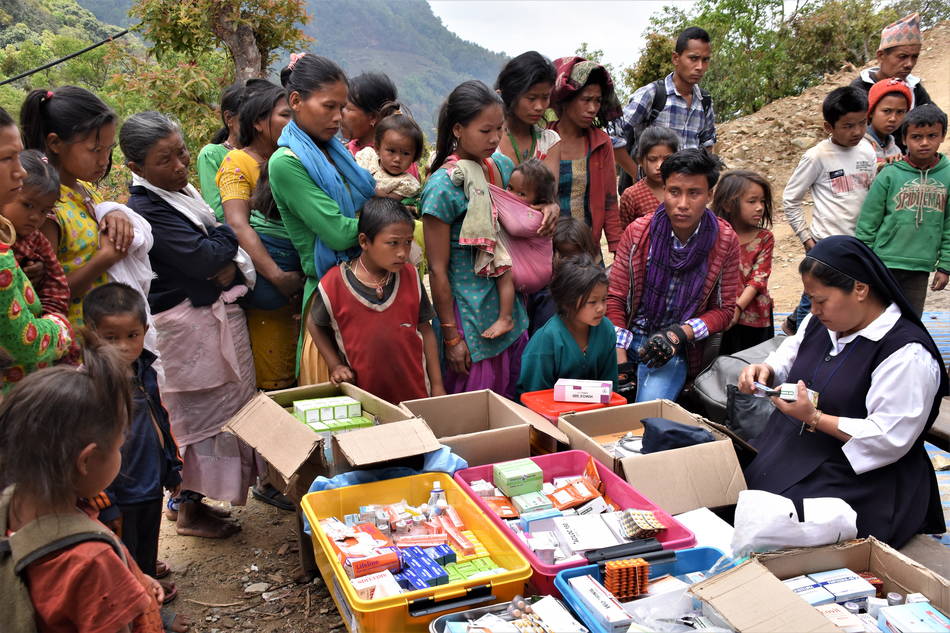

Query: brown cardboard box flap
223;392;321;481
690;560;838;632
621;438;746;515
756;537;950;613
441;425;531;467
400;389;567;445
334;418;440;467
493;393;568;444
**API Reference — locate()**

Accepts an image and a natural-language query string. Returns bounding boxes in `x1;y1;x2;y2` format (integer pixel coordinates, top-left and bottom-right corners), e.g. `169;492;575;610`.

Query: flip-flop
155;560;171;579
252;485;294;511
160;580;178;605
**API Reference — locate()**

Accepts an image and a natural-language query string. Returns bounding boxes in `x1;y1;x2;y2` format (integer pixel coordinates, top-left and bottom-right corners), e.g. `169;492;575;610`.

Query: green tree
632;0;911;121
131;0;311;82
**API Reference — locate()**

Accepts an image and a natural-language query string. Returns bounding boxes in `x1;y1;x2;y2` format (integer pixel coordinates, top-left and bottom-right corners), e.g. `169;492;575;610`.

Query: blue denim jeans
793;293;812;329
244;233;302;311
629;333;688;402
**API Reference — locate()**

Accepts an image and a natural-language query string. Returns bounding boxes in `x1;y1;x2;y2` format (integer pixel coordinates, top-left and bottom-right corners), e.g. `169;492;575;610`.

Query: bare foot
175;501;241;539
162;611;192;633
481;315;514;339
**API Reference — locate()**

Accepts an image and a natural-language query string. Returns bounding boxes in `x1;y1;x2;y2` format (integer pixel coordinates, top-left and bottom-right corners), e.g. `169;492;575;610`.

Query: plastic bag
731;489;857;557
301;446;468;534
490;184;553;294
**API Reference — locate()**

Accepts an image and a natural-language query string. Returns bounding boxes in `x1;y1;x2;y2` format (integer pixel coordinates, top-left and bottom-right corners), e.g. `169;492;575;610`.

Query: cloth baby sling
0;485;126;632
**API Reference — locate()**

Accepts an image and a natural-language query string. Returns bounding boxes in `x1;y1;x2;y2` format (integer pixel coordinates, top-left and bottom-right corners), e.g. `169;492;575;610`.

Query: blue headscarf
277;119;377;277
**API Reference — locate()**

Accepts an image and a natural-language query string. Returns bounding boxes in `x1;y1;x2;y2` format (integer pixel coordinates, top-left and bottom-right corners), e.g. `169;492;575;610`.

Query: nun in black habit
739;236;947;547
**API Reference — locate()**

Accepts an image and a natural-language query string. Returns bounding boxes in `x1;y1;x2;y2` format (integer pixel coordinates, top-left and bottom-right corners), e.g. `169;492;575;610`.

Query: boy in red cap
865;78;911;168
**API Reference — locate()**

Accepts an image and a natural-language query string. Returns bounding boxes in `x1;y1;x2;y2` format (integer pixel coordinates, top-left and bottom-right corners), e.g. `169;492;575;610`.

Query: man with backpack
609;26;716;192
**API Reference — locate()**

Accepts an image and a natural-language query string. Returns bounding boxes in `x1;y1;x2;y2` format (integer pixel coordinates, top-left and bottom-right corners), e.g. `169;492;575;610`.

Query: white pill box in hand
753;381;819;405
554;379;612;404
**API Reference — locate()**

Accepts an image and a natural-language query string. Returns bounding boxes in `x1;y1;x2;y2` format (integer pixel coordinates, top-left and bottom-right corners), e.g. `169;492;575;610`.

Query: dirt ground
159;22;950;633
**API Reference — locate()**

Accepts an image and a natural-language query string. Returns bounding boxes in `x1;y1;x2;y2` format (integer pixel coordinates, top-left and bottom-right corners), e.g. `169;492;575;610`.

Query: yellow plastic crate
302;473;531;633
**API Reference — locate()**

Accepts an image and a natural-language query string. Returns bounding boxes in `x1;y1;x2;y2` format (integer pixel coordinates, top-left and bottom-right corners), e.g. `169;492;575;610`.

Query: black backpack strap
647;79;667;124
700;88;712;113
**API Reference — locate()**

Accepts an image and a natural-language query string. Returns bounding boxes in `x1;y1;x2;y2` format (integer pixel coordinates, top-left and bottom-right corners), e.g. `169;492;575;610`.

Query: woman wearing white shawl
120;111;258;539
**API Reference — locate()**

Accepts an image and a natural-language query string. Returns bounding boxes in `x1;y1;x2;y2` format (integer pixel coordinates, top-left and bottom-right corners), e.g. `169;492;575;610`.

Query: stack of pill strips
619;509;667;540
604;557;650;600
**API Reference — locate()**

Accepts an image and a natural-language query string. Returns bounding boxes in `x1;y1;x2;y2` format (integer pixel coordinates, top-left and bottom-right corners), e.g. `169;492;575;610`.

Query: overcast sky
428;1;698;69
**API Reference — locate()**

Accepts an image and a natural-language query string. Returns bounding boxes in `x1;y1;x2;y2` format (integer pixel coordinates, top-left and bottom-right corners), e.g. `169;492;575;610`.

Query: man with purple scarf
607;149;740;401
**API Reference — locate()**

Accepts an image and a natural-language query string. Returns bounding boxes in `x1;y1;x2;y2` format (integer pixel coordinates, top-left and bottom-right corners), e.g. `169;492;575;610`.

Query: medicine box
808;568;876;604
878;602;950;633
553;514;620;554
554;379;613;404
778;383;819;406
512;491;553;514
567;573;633;633
294;396;362;424
783;575;836;606
493;458;543;497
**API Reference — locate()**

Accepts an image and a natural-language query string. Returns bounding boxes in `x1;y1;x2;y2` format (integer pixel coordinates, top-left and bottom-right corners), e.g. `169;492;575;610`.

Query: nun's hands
933;271;948;291
738;363;774;394
771;380;816;424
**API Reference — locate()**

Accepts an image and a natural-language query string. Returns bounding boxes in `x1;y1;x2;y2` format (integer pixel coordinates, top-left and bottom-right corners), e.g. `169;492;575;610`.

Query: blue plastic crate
554;547;733;633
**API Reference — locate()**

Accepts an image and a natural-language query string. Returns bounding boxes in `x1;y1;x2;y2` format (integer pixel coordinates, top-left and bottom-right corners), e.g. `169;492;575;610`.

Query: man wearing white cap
851;13;932;111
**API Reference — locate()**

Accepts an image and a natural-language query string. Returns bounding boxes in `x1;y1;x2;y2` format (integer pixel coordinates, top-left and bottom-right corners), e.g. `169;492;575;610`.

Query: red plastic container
453;450;696;596
520;389;627;424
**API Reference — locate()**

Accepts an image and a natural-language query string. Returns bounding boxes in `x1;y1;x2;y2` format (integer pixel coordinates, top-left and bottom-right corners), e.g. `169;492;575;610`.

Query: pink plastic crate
453;450;696;596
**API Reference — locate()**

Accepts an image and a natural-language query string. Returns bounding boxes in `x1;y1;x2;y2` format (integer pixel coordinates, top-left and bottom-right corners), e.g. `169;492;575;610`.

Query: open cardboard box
225;383;438;500
690;537;950;632
399;389;568;467
558;399;749;514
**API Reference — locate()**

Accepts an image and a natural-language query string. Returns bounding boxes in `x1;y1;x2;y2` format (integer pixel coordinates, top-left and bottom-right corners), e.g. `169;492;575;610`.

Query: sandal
160;580;178;605
155;560;171;579
252;484;294;511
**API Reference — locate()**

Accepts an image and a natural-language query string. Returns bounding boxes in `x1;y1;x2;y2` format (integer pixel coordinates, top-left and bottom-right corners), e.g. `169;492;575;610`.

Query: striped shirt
608;73;716;150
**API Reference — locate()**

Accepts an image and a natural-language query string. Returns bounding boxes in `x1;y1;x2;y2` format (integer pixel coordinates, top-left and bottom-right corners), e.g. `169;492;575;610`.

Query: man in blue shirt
610;27;716;184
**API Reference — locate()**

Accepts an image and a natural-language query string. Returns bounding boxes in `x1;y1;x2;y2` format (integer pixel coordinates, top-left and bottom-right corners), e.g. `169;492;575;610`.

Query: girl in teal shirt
517;254;618;399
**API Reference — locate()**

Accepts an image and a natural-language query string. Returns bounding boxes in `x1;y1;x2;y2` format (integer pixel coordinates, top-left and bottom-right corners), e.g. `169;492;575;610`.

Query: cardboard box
558;399;748;514
690;538;950;632
400;390;567;466
224;383;438;500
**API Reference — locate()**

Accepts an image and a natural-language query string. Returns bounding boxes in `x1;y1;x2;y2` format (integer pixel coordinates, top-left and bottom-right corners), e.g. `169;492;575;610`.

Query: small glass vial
843;602;860;614
887;592;904;606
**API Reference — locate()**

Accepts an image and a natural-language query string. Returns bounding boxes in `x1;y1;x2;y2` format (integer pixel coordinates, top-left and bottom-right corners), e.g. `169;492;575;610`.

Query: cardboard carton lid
690;560;838;632
223;392;322;480
334;418;440;467
621;433;747;515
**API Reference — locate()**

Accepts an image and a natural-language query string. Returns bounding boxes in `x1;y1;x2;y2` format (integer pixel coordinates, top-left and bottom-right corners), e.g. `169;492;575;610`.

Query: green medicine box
293;396;362;424
492;458;543;497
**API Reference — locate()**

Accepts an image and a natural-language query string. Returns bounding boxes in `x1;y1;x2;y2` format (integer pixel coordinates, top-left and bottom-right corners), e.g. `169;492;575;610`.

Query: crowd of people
0;11;948;632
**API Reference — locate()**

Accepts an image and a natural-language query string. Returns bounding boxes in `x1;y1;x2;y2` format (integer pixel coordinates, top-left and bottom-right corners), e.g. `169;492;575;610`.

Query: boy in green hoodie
856;104;950;315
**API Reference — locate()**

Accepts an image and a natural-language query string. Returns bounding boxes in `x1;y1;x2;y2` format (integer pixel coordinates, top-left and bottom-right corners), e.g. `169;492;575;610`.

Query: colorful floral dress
0;243;72;391
53;182;106;327
737;229;774;328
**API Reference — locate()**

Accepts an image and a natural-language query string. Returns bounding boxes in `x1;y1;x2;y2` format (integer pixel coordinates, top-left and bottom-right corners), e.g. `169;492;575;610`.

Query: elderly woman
120;111;258;539
739;236;948;547
548;56;623;257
